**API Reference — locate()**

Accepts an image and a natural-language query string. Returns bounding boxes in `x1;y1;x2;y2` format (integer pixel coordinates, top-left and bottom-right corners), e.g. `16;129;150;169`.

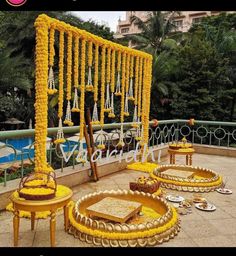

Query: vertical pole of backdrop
34;15;49;173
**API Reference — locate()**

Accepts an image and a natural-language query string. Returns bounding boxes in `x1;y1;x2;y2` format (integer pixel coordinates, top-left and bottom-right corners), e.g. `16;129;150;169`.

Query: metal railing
1;119;236;186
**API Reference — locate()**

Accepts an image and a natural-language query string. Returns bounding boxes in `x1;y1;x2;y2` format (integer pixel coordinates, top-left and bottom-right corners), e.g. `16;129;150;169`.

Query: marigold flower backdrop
34;14;153;174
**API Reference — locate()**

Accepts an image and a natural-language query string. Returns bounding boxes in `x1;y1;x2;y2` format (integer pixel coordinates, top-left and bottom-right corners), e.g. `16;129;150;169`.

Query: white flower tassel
133;105;137;123
54;118;65;144
48;66;57;95
108;93;115;118
76;141;87;163
128;78;134;101
105;83;111;111
86;66;94;92
72;88;80;112
124;92;129;116
115;72;121;96
117;123;125;148
97;128;105;150
91;102;100;125
64;101;73;126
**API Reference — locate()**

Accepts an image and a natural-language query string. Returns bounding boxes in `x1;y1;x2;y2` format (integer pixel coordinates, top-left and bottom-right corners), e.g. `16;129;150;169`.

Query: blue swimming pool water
0;137;34;163
0;137;86;164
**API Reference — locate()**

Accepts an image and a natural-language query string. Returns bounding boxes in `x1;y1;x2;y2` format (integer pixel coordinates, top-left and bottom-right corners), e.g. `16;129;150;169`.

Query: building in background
115;11;233;38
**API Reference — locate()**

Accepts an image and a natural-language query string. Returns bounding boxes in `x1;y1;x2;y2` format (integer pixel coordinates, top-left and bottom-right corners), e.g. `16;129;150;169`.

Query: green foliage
0;11;114;127
129;12;236;122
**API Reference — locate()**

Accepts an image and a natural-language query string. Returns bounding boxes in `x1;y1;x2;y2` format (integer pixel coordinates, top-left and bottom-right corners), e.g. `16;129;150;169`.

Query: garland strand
91;44;100;125
54;30;65;144
132;56;140;128
86;41;94;92
128;55;135;101
72;36;80;113
100;45;106;127
124;53;130;117
80;39;86;140
115;51;121;96
48;27;57;95
64;31;73;126
105;47;111;112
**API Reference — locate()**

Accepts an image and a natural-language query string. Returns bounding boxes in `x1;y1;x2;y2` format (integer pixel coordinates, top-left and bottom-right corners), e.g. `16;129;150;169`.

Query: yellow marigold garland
100;45;106;127
132;56;140;128
108;49;116;118
104;47;111;112
72;36;80;113
115;50;122;96
34;16;50;173
128;55;135;101
47;26;57;95
120;52;126;124
127;162;159;173
124;53;130;117
64;31;74;126
80;39;86;140
86;41;94;92
94;44;99;102
54;30;66;145
91;43;100;125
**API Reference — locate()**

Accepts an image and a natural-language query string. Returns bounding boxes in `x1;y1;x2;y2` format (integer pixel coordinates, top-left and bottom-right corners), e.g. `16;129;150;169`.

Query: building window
121;28;129;33
192;17;203;24
173;20;183;28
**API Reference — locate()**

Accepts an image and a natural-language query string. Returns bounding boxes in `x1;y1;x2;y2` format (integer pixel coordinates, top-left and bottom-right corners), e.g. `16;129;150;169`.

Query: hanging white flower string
97;128;105;149
117;123;125;148
64;100;74;126
86;66;94;92
135;116;142;141
71;88;80;112
128;77;134;101
54;118;65;144
115;72;121;96
108;92;115;118
76;141;87;163
132;105;138;128
48;66;57;95
91;102;100;124
124;92;129;116
104;83;111;112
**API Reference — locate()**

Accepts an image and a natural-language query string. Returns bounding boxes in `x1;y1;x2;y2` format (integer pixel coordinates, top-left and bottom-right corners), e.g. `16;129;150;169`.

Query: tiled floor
0;153;236;247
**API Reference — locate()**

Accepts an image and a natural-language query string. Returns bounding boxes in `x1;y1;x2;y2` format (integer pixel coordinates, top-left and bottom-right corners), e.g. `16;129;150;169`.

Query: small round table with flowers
168;137;195;165
10;185;73;247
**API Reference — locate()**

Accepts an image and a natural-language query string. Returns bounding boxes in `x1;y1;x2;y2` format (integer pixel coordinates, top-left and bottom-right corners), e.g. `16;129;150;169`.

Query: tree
126;11;180;54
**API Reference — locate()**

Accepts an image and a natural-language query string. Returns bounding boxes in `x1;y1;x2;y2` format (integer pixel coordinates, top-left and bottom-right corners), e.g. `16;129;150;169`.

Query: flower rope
54;30;66;144
86;41;94;92
47;27;57;95
124;53;130;117
118;52;127;148
128;55;135;101
91;44;100;125
104;47;111;112
132;56;140;129
108;49;116;118
72;35;80;113
115;51;121;96
64;31;73;126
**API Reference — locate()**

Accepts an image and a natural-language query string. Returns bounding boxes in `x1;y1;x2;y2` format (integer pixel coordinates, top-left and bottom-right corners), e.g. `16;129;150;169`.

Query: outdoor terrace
0;119;236;247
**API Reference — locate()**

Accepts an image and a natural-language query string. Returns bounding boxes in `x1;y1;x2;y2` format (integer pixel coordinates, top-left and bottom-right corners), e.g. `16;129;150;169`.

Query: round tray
216;188;232;195
151;165;223;192
195;203;216;212
68;190;180;247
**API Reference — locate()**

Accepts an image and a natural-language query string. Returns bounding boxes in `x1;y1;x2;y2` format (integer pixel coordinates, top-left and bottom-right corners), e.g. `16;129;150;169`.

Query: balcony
0;119;236;246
